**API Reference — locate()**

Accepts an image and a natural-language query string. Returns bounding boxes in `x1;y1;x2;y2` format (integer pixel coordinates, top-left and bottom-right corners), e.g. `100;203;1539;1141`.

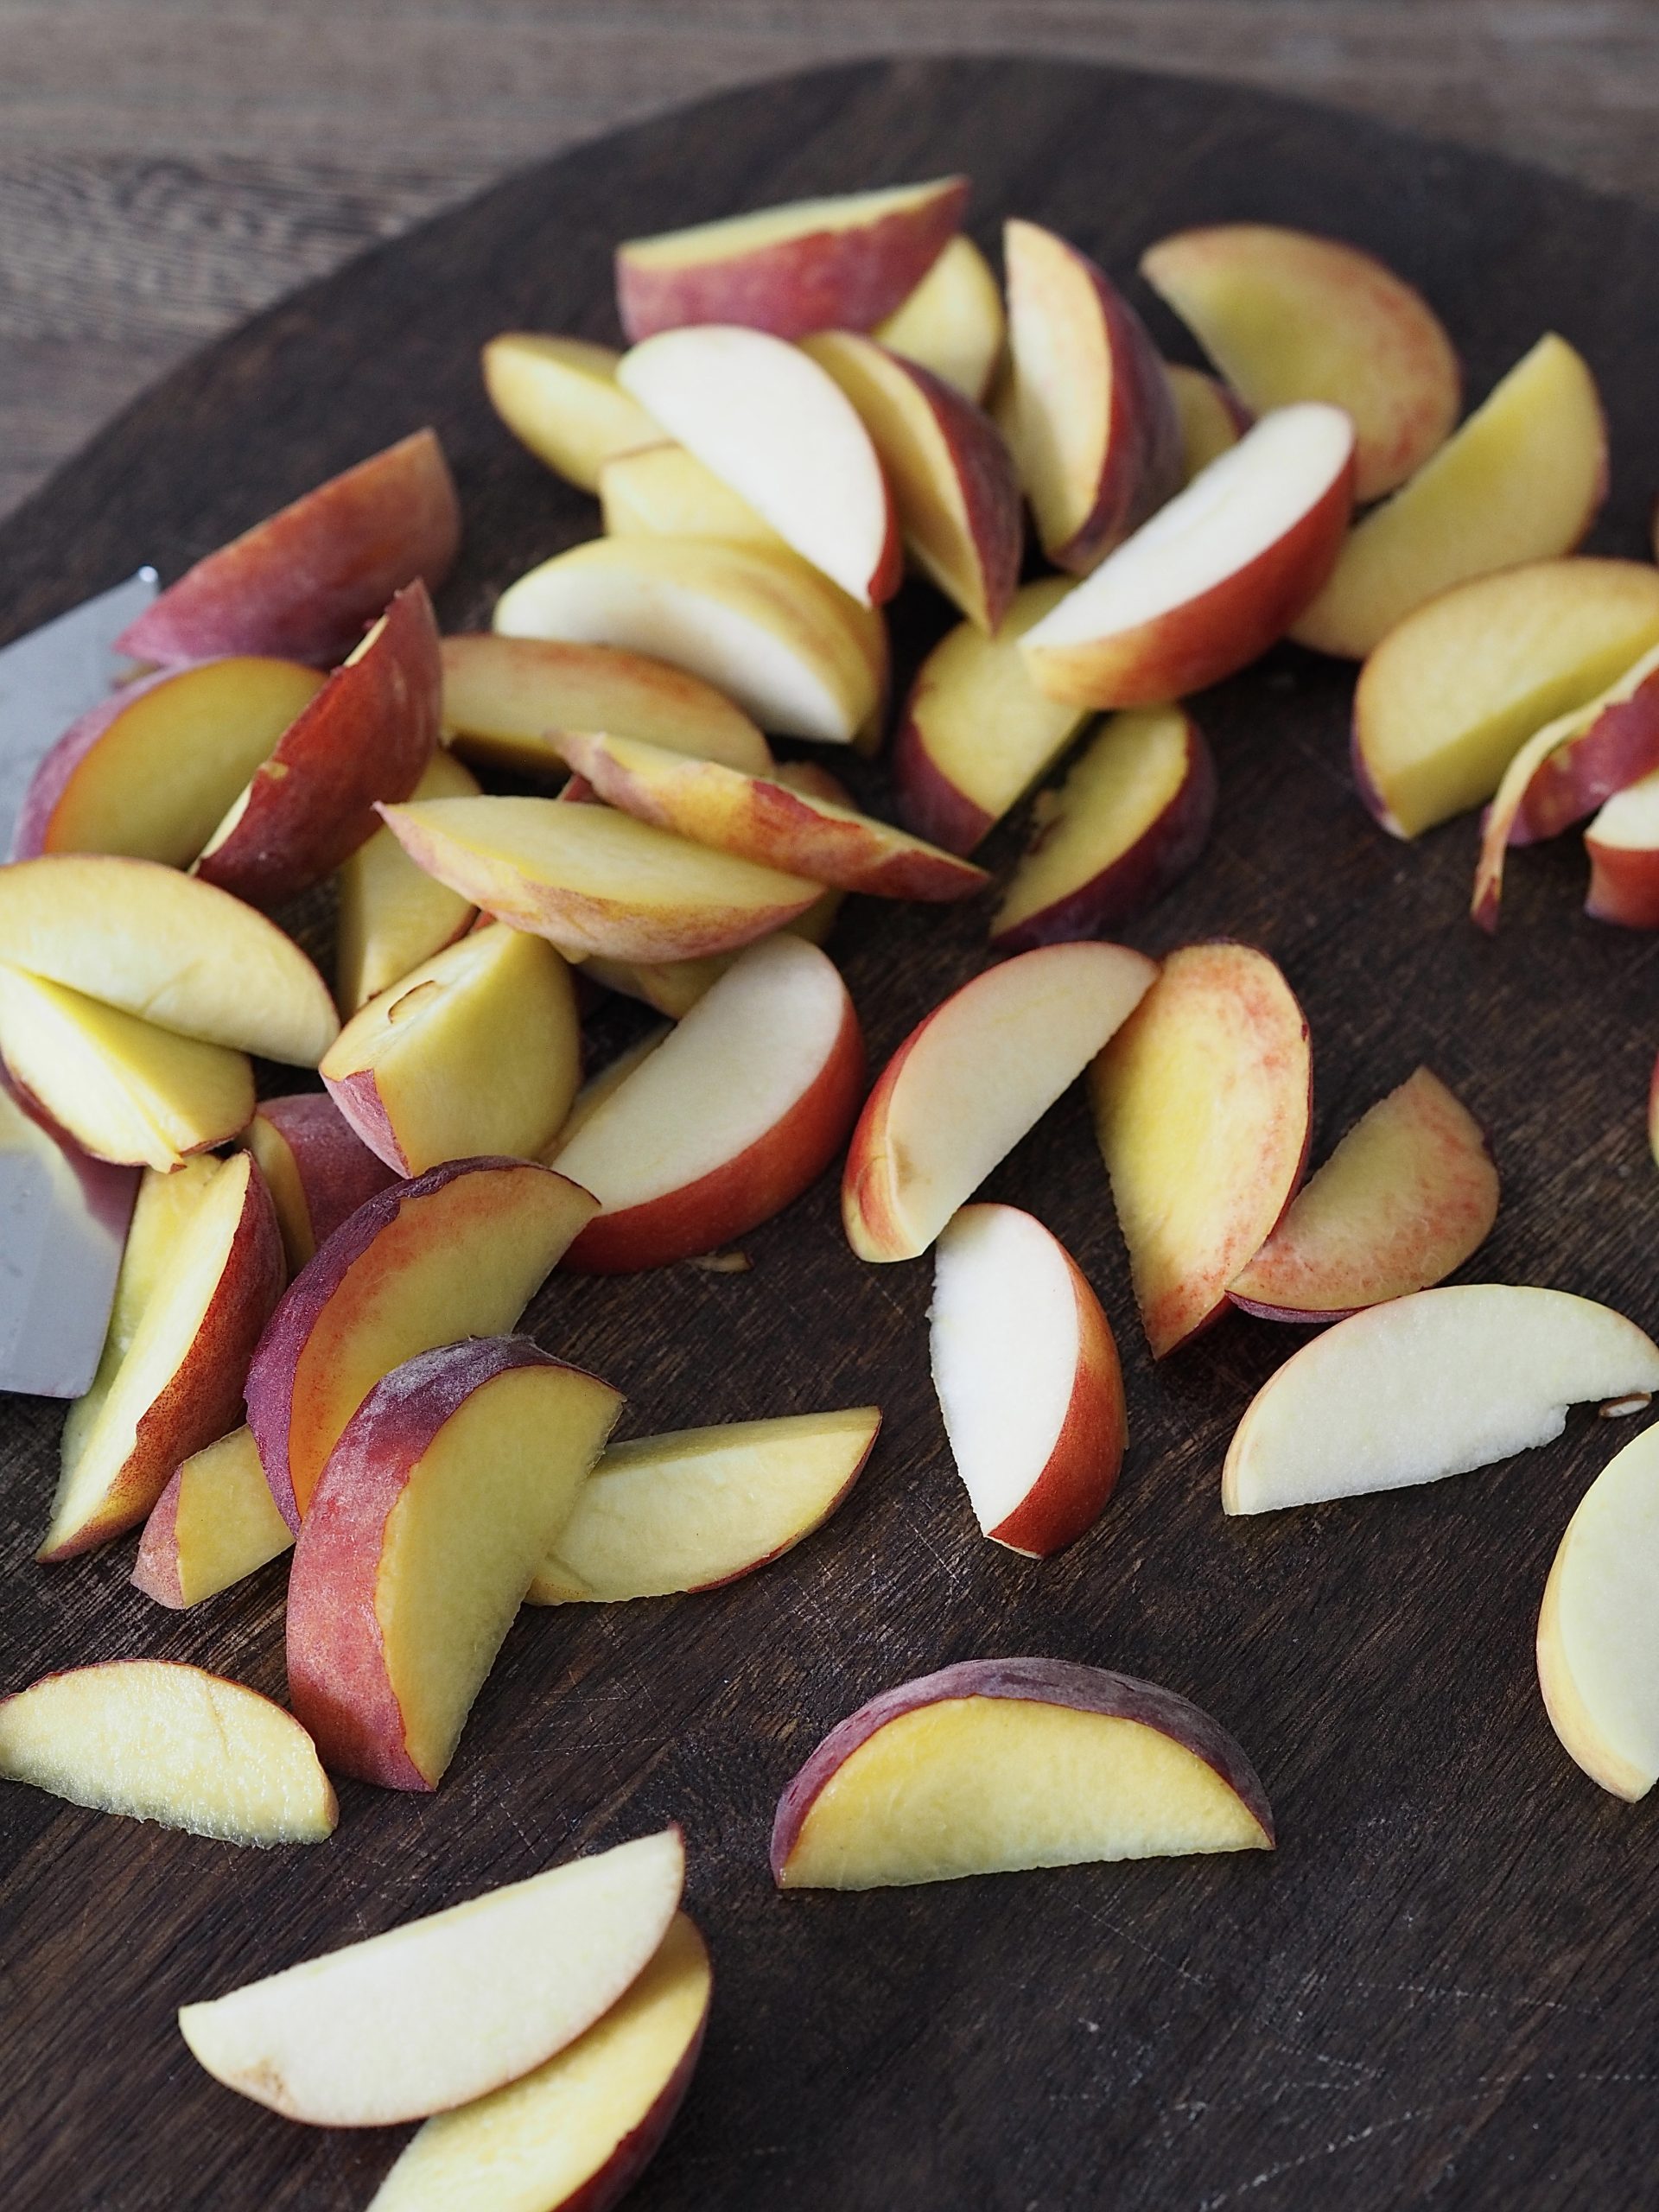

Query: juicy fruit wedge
0;1661;334;1845
1223;1284;1659;1514
1585;765;1659;927
600;440;790;554
1166;364;1248;482
133;1427;295;1608
771;1658;1273;1889
243;1092;397;1273
178;1828;685;2126
336;746;480;1015
530;1408;880;1603
482;334;659;491
874;232;1006;403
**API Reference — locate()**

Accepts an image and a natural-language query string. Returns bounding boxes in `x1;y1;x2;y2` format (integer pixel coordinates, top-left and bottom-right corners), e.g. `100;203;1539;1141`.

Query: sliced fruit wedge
599;441;791;556
243;1092;397;1274
874;232;1006;403
1585;766;1659;927
481;334;660;491
338;747;480;1015
133;1427;295;1609
1166;363;1249;483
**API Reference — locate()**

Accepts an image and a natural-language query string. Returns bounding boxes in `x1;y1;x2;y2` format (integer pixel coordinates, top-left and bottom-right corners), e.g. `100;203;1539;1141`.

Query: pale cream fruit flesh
874;234;1006;402
337;747;480;1014
133;1427;295;1609
481;334;660;491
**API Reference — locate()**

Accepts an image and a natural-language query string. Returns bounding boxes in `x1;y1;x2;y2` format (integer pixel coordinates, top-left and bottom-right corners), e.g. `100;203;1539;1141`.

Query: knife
0;570;158;1397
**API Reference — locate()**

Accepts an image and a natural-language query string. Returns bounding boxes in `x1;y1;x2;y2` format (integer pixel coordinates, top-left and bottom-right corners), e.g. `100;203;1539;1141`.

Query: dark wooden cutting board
4;53;1659;2212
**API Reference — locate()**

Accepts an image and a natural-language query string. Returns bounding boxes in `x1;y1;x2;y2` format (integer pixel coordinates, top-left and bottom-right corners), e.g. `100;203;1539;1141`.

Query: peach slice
1166;364;1249;483
874;233;1006;404
0;1661;334;1845
1022;404;1356;709
133;1427;295;1608
550;934;863;1272
244;1094;398;1274
11;656;325;865
1141;226;1459;502
1292;334;1608;659
117;429;461;669
931;1205;1125;1556
321;925;580;1176
1536;1421;1659;1800
599;442;791;556
1351;557;1659;839
530;1408;880;1603
843;940;1156;1264
1229;1068;1497;1322
1090;944;1311;1357
990;704;1216;950
41;1150;283;1560
997;219;1182;574
493;537;885;745
287;1334;621;1790
616;327;900;607
366;1913;710;2212
1585;765;1659;926
615;177;967;341
891;577;1085;853
179;1828;684;2126
481;334;660;491
771;1658;1273;1889
337;747;480;1015
1223;1284;1659;1515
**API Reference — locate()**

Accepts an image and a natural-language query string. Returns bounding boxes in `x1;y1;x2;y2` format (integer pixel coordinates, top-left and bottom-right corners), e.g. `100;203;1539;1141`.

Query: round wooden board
3;54;1659;2212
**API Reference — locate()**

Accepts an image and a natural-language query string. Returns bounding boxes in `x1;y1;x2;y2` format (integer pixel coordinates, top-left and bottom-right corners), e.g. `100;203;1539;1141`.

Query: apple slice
287;1334;621;1789
1141;226;1460;501
843;940;1156;1264
990;705;1216;950
1536;1421;1659;1800
599;442;792;556
133;1427;295;1608
365;1913;710;2212
1292;334;1608;659
996;219;1182;575
482;334;660;491
1223;1284;1659;1515
1229;1068;1497;1322
117;429;461;668
530;1408;880;1603
550;934;863;1272
493;537;885;745
0;1661;333;1845
1584;766;1659;926
1090;944;1311;1357
616;327;899;607
771;1658;1273;1889
931;1205;1125;1556
615;177;967;341
874;233;1006;403
1166;364;1249;483
337;747;481;1015
1021;404;1356;709
179;1828;684;2126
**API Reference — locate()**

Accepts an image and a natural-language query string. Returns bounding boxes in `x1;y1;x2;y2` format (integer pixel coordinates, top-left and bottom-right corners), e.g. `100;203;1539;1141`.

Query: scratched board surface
2;54;1657;2212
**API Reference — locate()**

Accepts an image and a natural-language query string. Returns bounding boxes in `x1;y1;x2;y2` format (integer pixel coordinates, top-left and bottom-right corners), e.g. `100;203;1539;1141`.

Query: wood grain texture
6;49;1659;2212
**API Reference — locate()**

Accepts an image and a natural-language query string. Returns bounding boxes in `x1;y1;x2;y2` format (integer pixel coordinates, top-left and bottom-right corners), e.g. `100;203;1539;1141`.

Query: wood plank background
4;1;1659;523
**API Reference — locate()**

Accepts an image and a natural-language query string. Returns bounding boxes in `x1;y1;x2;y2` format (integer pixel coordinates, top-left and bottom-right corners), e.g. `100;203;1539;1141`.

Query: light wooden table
5;0;1658;522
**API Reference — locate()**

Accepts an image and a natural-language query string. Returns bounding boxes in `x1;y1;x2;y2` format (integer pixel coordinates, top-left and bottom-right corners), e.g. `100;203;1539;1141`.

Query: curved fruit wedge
530;1408;880;1603
1584;763;1659;925
1230;1068;1497;1322
1090;944;1311;1357
1166;363;1249;483
1537;1421;1659;1799
1223;1284;1659;1515
244;1094;397;1274
482;334;659;491
771;1658;1273;1889
0;1660;333;1845
367;1914;711;2212
1293;334;1608;659
287;1335;622;1789
179;1828;684;2126
337;747;480;1015
844;940;1156;1264
1141;225;1459;501
599;440;791;555
931;1205;1125;1556
874;233;1006;403
133;1427;295;1609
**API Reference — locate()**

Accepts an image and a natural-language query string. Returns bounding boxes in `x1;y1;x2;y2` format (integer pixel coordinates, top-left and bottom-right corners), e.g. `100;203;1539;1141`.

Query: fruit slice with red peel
990;705;1216;950
531;1407;880;1603
997;219;1182;575
1293;334;1609;659
1223;1284;1659;1515
599;441;791;556
874;233;1006;403
287;1335;622;1790
931;1205;1125;1556
771;1658;1273;1890
1166;364;1249;483
337;747;480;1016
615;177;967;342
0;1661;334;1844
245;1156;599;1531
133;1427;295;1608
482;334;660;491
117;429;461;669
1141;225;1460;502
1536;1421;1659;1800
844;940;1157;1265
1351;557;1659;839
1584;766;1659;926
550;934;864;1273
1229;1068;1497;1322
178;1828;684;2126
1090;944;1312;1357
1021;403;1356;709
